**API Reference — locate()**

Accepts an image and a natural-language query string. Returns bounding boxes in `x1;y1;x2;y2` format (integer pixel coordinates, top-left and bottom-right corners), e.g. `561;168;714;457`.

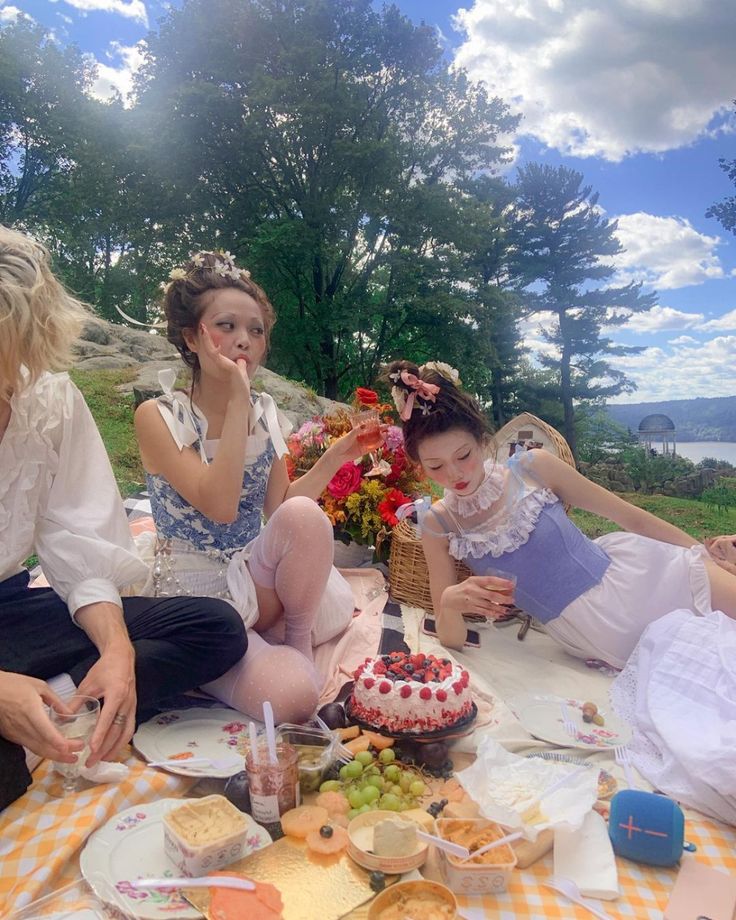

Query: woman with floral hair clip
387;358;736;670
135;251;376;723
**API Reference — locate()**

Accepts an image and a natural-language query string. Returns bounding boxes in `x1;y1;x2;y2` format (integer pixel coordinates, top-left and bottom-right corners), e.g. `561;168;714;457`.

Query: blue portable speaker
608;790;685;867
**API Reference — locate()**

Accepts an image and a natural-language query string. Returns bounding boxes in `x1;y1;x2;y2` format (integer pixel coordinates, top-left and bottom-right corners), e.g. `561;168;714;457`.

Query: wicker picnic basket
388;413;574;612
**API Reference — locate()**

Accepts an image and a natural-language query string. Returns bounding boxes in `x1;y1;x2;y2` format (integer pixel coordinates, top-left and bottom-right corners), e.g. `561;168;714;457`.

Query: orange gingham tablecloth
2;760;735;919
448;812;736;920
0;753;195;917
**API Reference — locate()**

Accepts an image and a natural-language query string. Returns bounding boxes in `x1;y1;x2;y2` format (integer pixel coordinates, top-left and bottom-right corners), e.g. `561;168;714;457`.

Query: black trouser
0;570;247;812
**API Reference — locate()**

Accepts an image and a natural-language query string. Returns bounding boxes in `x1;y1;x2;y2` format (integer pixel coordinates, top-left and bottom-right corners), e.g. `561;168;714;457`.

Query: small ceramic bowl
347;810;429;874
367;879;458;920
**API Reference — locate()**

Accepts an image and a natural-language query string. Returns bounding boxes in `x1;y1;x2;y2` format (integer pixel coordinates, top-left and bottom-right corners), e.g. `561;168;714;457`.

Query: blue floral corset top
146;391;278;555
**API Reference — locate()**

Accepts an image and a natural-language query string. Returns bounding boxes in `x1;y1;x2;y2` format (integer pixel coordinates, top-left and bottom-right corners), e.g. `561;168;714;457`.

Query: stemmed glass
49;694;100;796
350;408;385;471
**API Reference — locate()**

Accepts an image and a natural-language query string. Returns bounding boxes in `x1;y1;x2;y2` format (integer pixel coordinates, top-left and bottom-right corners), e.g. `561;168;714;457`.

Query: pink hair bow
399;370;440;420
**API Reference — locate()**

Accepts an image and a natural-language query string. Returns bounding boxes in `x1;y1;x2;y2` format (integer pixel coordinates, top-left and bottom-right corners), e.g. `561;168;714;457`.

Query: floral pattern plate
133;709;250;777
511;694;632;750
80;798;271;920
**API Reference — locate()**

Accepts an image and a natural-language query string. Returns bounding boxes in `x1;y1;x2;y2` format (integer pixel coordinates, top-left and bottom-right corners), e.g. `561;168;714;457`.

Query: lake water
675;442;736;465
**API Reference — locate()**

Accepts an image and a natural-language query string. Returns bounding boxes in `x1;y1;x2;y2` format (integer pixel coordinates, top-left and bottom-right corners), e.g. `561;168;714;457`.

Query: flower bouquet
286;388;429;563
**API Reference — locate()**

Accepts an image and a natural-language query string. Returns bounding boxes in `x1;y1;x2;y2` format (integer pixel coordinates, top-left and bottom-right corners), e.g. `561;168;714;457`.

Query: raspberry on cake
350;653;473;734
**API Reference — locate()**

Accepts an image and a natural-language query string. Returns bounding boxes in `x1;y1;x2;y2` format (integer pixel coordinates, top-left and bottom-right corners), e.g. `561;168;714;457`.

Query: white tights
202;497;336;724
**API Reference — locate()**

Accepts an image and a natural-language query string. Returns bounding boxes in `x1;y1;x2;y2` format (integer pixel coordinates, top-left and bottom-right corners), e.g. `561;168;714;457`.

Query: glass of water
49;695;100;795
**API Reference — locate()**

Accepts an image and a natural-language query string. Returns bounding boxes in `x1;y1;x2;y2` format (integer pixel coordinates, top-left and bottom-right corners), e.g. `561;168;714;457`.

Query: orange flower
355;387;379;406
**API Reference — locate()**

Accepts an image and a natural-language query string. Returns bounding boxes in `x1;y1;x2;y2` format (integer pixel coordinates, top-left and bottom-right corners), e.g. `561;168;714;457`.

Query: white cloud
612;213;724;289
56;11;73;23
452;0;736;160
608;335;736;401
701;308;736;331
89;40;146;106
59;0;147;25
668;335;698;346
0;5;32;21
624;305;704;333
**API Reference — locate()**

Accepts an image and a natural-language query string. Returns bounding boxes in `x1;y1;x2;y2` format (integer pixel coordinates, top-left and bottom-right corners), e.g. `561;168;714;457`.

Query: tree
134;0;519;397
0;20;93;225
706;100;736;236
508;164;657;459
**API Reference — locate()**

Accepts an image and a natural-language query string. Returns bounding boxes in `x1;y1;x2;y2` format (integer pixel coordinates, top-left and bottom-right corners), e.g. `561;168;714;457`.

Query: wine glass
48;694;100;796
486;567;518;606
350;408;384;469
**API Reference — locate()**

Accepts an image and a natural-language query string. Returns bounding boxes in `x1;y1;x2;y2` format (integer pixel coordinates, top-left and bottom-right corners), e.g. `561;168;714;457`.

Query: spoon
415;828;524;861
544;876;614;920
131;876;256;892
146;754;244;772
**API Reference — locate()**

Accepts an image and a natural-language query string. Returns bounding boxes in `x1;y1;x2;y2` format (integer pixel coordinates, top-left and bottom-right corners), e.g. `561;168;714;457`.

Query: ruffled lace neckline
442;459;504;516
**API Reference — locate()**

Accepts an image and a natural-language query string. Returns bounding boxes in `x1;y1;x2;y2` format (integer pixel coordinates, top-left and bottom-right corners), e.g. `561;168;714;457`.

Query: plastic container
275;723;336;795
436;817;517;895
347;810;429;874
163;794;250;877
367;879;457;920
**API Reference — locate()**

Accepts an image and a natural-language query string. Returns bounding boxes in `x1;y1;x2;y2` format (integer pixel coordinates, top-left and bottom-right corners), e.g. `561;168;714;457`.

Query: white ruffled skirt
609;608;736;824
545;532;711;669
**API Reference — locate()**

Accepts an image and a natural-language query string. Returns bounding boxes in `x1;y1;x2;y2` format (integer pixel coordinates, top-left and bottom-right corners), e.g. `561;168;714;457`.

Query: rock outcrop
73;316;344;426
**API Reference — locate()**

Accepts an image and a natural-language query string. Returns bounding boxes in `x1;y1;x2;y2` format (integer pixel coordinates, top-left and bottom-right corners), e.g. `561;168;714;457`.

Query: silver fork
560;702;578;739
614;744;636;789
314;714;353;763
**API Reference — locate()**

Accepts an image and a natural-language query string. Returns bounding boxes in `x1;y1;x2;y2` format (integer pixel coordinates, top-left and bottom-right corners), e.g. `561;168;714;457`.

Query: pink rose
327;462;363;499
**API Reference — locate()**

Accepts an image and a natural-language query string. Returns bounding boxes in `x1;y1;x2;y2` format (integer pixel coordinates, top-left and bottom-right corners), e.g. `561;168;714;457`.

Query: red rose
377;488;412;527
327;461;362;499
355;387;379;406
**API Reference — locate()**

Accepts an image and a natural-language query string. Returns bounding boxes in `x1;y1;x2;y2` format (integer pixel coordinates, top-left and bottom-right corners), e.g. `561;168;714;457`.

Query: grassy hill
72;369;736;538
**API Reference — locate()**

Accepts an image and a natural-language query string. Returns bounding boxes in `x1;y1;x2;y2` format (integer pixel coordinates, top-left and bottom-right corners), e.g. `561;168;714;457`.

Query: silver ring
112;713;126;726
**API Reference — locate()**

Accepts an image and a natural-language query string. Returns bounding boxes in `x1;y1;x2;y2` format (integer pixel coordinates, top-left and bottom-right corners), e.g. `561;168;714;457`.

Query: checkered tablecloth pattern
451;814;736;920
0;753;195;916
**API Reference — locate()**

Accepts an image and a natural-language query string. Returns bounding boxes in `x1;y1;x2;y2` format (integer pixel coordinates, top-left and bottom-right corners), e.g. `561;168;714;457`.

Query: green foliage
507;164;657;458
575;406;637;464
614;446;695;493
701;481;736;514
69;368;144;496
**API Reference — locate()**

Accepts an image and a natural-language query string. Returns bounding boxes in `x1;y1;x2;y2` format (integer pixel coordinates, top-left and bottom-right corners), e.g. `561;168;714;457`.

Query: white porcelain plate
511;694;632;750
80;798;271;920
133;708;250;777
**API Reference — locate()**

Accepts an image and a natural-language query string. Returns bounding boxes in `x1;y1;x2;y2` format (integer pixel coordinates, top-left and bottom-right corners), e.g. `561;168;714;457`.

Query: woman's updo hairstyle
384;359;493;462
162;250;275;386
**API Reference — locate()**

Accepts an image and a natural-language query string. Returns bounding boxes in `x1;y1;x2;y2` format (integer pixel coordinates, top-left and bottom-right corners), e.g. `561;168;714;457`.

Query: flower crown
116;250;253;329
389;361;460;421
159;250;251;292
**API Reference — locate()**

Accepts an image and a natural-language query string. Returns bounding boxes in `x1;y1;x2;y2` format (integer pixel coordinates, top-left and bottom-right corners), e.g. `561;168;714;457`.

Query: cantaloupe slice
305;824;349;855
337;725;361;741
344;734;371;755
361;730;395;751
280;805;329;839
315;791;350;815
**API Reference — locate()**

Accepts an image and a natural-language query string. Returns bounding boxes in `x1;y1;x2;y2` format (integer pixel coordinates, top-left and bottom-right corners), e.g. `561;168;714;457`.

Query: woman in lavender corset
387;359;736;669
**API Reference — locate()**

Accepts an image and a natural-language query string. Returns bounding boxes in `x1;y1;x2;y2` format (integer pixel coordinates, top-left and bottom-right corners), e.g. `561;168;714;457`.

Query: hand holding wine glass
49;694;101;795
349;408;386;469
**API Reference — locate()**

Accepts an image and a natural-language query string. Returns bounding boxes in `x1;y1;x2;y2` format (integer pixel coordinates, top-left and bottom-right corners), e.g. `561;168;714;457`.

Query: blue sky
3;0;736;403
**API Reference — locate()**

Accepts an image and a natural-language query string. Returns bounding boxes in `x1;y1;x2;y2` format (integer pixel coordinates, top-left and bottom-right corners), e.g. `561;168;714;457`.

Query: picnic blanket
403;603;736;919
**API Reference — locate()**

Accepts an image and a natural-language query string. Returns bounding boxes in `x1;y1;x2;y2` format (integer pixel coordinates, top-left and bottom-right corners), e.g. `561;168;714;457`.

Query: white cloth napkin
553;810;619;900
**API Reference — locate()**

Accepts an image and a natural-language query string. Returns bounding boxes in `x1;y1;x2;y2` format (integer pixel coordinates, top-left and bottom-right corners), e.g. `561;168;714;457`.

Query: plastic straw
262;702;278;765
248;720;260;765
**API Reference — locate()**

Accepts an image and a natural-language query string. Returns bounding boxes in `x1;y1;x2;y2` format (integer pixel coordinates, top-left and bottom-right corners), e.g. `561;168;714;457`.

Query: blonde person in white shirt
0;226;247;811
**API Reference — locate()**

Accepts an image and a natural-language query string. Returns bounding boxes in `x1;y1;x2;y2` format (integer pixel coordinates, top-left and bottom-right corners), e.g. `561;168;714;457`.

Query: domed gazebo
638;414;676;456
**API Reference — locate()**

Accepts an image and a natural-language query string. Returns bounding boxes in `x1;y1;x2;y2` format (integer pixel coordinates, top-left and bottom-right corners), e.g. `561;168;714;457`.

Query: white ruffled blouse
0;372;148;618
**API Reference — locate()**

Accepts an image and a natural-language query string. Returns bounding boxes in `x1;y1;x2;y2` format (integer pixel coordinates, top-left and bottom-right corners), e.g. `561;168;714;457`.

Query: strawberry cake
349;652;473;734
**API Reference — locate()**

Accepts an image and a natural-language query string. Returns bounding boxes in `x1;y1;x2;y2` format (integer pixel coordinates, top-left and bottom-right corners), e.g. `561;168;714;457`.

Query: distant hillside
606;395;736;442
